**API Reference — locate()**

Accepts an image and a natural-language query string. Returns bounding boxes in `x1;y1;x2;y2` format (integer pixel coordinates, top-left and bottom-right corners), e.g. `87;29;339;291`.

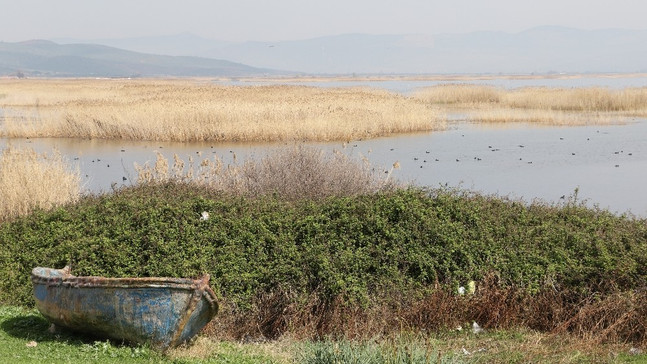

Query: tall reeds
0;146;80;221
4;80;645;142
413;84;647;124
0;79;444;142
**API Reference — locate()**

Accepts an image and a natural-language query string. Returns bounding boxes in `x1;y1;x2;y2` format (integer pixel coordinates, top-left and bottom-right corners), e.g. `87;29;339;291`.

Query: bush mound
1;183;645;343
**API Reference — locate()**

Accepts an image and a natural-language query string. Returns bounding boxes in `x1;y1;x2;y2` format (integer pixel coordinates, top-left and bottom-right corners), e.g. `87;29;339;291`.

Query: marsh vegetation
412;84;647;124
134;146;394;200
0;79;444;142
3;79;647;144
1;78;646;362
0;146;79;221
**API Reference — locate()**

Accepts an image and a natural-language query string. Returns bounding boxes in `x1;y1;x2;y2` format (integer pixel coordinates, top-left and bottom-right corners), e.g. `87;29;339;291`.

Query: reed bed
3;80;645;141
135;145;393;200
0;79;444;142
0;146;80;221
413;84;647;125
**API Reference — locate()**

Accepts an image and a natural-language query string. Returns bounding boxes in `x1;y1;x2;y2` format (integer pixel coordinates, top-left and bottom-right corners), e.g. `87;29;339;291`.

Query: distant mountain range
0;40;280;77
52;26;647;75
3;26;647;77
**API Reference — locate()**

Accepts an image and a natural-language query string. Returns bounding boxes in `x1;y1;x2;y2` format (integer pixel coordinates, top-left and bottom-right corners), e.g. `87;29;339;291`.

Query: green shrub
0;183;645;338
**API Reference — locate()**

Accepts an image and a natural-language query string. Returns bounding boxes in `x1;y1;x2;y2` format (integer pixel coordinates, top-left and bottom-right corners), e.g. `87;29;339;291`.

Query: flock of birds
382;133;634;173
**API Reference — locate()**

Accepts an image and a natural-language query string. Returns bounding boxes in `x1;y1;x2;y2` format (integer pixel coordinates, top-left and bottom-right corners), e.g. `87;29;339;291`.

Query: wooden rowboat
31;266;218;350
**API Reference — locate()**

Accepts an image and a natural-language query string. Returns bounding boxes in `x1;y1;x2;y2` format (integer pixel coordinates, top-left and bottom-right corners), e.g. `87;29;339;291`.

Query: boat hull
32;266;218;350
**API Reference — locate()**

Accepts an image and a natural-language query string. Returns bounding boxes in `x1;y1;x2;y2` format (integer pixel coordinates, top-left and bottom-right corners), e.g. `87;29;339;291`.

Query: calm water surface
2;120;646;217
221;75;647;94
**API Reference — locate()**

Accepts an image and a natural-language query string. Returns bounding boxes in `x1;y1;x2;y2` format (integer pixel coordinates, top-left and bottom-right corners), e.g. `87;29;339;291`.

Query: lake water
221;74;647;94
2;76;647;217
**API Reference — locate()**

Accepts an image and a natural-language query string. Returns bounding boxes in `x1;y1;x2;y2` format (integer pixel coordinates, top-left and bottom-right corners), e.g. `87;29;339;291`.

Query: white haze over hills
52;26;647;75
0;40;276;78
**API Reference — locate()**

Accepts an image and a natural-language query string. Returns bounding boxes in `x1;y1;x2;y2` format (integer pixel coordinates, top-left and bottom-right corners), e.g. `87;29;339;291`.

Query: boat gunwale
31;266;218;315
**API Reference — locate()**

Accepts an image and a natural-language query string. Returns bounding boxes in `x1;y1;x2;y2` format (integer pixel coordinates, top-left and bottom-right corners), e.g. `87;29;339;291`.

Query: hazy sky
1;0;646;42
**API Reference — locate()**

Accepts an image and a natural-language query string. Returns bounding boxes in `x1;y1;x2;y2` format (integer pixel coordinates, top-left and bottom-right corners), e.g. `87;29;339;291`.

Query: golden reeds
412;84;503;105
3;80;645;143
0;79;444;142
0;146;80;221
413;84;647;124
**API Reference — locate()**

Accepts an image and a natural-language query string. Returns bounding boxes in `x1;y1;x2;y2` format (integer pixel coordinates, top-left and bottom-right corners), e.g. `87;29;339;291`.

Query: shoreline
225;72;647;83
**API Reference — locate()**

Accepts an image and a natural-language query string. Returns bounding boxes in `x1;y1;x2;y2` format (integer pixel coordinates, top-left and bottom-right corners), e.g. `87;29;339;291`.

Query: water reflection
2;120;646;217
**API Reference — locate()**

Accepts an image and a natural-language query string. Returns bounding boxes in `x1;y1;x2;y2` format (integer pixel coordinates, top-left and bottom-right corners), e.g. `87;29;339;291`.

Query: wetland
1;75;647;361
2;75;646;216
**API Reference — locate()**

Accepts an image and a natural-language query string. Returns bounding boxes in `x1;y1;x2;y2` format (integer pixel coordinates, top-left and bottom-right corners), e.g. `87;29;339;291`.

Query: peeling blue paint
32;266;218;350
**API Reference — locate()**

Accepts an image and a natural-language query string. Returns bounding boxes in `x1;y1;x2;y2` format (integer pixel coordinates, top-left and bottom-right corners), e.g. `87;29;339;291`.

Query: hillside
0;40;281;77
57;26;647;74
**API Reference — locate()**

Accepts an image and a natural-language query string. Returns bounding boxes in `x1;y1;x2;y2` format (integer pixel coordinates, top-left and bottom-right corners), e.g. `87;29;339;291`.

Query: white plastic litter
472;321;484;334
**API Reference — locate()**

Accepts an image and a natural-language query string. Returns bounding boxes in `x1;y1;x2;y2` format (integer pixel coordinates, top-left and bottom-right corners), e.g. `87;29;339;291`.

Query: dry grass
459;107;617;125
203;276;647;348
193;284;646;362
504;87;647;112
412;84;504;105
166;330;639;363
0;79;444;142
3;80;645;142
167;337;294;363
0;146;80;221
135;145;394;200
413;84;647;125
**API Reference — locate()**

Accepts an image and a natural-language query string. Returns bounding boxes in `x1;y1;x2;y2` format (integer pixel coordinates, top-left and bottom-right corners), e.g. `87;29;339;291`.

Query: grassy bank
0;79;444;142
2;306;644;363
1;182;645;346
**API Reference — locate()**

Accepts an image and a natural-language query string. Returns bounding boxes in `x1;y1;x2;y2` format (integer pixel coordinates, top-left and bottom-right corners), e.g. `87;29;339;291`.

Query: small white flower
457;286;466;295
200;211;210;221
